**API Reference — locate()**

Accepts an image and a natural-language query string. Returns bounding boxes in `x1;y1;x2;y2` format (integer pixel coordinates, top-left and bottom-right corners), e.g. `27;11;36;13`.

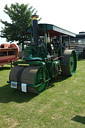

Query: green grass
0;60;85;128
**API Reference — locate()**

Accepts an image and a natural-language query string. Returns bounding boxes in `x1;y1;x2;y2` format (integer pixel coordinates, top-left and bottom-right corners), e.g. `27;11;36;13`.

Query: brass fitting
32;15;39;20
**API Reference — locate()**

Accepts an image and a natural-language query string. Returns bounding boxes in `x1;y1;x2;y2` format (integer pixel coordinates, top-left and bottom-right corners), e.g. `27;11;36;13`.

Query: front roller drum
9;66;49;94
61;50;77;76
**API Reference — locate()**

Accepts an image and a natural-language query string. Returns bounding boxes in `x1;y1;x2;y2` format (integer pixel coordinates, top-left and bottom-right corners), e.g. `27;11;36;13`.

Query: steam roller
8;15;77;94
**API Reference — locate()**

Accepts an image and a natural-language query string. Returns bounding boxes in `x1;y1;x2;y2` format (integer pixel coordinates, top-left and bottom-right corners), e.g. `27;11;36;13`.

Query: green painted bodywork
46;60;60;78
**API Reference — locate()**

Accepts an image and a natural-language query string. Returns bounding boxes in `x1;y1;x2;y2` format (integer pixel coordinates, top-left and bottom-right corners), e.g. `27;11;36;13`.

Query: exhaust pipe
32;15;39;46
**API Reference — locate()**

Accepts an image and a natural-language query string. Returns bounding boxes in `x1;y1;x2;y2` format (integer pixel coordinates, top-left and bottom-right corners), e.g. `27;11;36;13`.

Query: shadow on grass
0;75;69;103
48;74;68;88
0;84;37;103
71;115;85;125
57;75;69;82
0;66;11;71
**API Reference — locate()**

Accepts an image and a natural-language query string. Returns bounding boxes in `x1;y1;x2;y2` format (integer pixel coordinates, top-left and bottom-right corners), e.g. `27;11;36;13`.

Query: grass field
0;60;85;128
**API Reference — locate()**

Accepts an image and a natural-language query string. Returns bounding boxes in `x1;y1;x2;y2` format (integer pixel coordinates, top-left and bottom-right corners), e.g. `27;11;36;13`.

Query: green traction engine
8;15;77;94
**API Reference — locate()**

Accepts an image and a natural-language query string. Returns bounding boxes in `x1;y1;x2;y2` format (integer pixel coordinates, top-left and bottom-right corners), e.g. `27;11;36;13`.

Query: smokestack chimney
32;15;39;46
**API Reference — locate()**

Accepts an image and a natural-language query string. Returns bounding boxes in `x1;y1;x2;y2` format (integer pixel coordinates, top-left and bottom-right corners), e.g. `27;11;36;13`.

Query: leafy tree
0;3;37;50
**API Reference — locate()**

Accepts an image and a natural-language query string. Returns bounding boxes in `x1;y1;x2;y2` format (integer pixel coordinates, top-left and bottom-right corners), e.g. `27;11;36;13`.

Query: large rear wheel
61;50;77;76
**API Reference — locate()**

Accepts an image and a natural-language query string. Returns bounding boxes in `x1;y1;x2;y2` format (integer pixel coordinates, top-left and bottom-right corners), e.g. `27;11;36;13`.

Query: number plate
21;83;27;92
11;81;17;89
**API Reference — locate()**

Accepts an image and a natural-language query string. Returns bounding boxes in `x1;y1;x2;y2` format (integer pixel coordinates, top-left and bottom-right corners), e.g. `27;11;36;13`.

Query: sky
0;0;85;43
